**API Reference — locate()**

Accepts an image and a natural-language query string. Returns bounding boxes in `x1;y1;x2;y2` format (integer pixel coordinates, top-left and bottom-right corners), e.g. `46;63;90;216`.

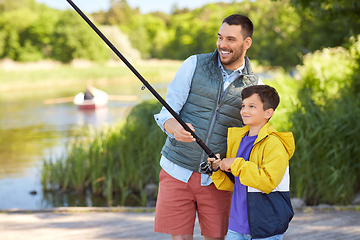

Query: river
0;83;167;210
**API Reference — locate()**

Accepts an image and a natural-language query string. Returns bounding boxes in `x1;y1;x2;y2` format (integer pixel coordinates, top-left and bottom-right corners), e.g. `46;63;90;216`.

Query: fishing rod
66;0;234;182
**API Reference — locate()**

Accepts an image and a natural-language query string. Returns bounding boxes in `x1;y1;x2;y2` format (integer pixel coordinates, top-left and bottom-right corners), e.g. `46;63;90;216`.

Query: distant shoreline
0;58;182;93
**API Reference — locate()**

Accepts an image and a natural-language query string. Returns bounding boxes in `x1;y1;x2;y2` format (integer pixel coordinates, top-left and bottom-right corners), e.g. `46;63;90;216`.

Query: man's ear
244;37;252;50
265;108;274;120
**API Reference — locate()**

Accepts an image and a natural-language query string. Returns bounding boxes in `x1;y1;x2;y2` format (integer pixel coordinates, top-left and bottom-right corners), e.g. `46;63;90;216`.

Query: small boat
73;89;108;109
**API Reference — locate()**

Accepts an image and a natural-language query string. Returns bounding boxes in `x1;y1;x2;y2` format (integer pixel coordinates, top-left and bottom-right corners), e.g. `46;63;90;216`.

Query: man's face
216;23;250;70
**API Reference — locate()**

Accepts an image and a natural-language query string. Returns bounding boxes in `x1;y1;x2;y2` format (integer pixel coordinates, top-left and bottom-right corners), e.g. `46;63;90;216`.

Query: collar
237;122;273;145
217;55;245;74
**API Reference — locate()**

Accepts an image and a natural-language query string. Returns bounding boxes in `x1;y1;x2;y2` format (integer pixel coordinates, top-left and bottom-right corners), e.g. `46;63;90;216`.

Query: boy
208;85;295;240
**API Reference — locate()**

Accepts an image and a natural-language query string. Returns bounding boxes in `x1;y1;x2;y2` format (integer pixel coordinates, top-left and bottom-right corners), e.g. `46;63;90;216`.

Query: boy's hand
220;158;236;172
207;153;221;171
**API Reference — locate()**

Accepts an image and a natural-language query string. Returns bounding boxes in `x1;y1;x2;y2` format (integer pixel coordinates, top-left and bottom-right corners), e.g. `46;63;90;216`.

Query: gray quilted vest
161;50;259;172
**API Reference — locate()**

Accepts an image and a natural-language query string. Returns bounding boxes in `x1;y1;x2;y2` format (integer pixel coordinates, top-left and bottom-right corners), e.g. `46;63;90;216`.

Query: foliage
297;47;355;104
107;0;134;25
41;100;166;206
0;0;45;61
281;0;360;54
0;0;109;62
76;0;308;67
120;13;170;59
263;70;299;131
50;10;109;63
287;0;360;19
248;0;303;68
289;36;360;205
161;8;222;59
0;0;359;69
348;35;360;95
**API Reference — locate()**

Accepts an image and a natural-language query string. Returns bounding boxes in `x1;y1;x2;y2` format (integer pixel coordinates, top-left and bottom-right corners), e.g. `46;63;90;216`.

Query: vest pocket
169;137;177;147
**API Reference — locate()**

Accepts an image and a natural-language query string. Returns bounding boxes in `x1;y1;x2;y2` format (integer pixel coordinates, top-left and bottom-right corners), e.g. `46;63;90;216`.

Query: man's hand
164;118;196;142
207;153;221;171
220;158;236;172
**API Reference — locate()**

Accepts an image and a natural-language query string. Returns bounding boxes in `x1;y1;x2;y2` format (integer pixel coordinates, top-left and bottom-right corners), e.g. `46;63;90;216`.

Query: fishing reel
199;162;213;175
201;161;235;183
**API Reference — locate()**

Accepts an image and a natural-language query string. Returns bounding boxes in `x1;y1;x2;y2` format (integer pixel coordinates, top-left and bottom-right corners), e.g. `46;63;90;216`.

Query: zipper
200;74;245;162
200;83;223;162
247;134;268;238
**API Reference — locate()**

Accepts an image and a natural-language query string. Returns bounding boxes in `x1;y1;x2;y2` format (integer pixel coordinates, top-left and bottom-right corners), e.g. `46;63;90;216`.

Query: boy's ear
265;108;274;120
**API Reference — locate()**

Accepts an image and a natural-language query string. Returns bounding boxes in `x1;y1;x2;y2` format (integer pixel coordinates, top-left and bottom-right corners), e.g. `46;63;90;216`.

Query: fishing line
65;0;234;182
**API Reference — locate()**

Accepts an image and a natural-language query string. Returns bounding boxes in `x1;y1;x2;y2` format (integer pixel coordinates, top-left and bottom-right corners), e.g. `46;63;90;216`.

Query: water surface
0;83;166;209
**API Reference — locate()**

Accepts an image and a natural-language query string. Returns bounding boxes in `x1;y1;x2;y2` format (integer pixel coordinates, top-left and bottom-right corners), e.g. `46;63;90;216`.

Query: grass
41;100;166;207
0;59;181;93
289;90;360;205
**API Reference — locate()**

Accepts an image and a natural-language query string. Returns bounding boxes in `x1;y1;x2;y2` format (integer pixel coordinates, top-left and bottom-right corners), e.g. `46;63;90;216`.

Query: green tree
0;7;37;60
96;0;136;26
247;0;302;68
288;0;360;19
0;0;61;61
162;6;225;59
120;13;169;58
0;0;38;11
22;10;60;59
282;0;360;54
51;10;109;63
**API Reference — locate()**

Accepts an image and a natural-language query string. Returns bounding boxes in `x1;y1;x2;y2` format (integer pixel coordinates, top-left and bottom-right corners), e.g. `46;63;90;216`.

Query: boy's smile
241;93;273;136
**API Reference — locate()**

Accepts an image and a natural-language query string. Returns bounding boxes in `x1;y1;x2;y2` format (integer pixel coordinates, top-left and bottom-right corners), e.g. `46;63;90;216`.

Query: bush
51;10;109;63
263;69;299;131
290;91;360;205
289;37;360;205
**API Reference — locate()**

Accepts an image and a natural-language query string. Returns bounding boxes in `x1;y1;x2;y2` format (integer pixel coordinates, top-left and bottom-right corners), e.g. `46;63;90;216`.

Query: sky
35;0;238;14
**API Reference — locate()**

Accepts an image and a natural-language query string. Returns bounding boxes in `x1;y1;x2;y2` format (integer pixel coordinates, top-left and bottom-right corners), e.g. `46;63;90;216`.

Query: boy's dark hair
241;85;280;111
223;14;253;39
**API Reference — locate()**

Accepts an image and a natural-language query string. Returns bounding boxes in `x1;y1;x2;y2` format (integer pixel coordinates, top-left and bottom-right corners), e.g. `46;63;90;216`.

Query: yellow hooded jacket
211;122;295;238
211;122;295;193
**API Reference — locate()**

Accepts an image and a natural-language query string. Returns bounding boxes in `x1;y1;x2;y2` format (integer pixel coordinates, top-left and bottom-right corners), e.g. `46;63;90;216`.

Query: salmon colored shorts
154;169;232;237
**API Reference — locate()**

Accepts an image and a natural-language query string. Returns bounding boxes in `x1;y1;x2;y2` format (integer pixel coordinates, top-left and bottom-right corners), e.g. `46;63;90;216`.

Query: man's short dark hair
223;14;253;39
241;85;280;111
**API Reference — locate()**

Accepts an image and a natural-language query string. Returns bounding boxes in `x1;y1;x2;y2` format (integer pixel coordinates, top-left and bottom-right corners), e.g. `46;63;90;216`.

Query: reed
290;90;360;205
41;100;165;206
288;40;360;205
262;50;360;205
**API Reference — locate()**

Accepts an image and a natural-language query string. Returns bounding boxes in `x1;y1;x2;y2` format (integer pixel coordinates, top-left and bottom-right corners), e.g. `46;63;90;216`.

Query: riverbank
0;58;182;94
1;206;360;240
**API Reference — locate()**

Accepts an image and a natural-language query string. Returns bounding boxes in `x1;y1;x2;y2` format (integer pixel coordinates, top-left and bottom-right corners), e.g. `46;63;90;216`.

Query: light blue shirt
154;55;263;186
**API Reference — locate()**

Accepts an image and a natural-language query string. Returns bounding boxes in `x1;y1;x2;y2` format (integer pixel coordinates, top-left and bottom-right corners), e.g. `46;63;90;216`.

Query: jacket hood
234;122;295;160
260;122;295;160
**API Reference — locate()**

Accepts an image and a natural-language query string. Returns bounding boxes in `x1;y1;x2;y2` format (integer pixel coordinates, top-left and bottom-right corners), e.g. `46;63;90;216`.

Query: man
154;14;263;240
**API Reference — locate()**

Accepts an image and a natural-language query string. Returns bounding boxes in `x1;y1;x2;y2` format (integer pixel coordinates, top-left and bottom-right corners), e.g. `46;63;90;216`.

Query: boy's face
241;93;273;128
